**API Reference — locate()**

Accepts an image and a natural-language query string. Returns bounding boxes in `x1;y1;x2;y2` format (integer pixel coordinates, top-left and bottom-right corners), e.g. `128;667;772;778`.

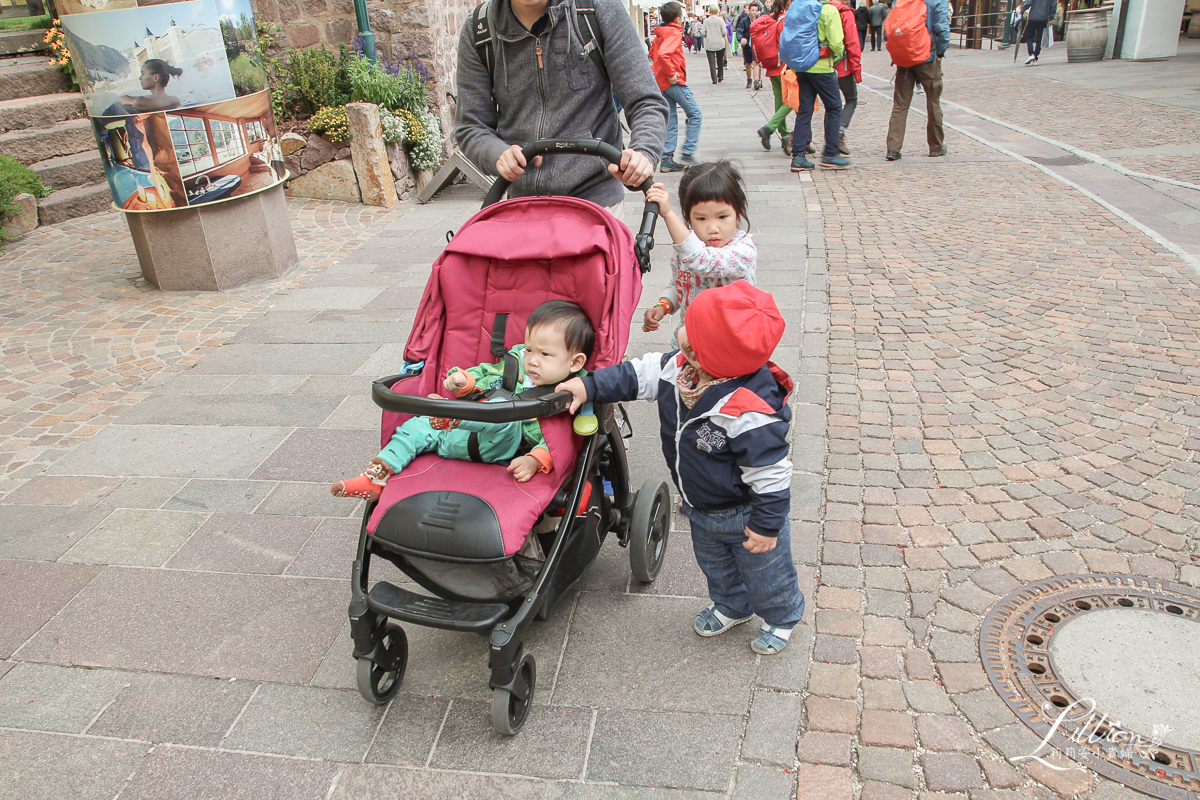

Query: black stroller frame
346;140;670;735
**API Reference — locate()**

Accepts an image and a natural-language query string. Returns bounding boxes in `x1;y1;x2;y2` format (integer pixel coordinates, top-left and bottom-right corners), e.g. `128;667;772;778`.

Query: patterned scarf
677;362;729;409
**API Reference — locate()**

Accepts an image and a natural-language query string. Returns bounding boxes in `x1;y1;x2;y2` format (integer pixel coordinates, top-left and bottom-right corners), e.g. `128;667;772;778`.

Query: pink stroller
348;140;671;735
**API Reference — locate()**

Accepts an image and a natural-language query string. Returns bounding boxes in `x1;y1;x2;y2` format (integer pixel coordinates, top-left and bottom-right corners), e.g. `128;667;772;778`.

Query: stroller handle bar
481;138;659;273
372;375;574;423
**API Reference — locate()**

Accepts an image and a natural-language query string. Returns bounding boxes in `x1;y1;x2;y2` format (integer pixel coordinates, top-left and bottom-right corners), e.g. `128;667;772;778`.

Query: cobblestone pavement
1;44;1198;800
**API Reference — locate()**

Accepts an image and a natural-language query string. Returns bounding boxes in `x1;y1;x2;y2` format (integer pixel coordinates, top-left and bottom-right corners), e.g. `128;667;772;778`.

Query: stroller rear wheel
629;480;671;582
492;648;536;735
355;623;408;704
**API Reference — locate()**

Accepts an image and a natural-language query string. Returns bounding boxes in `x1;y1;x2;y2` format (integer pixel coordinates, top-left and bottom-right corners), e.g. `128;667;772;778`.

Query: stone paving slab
0;560;98;658
118;746;340;800
47;425;294;481
18;567;346;683
87;671;258;746
0;729;149;800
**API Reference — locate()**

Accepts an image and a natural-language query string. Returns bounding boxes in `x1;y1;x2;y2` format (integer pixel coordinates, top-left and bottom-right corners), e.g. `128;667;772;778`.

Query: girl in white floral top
642;161;756;340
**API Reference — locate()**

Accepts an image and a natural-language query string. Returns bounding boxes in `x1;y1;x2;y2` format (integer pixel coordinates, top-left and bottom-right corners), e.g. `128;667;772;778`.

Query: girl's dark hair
527;299;594;357
678;160;749;230
143;58;182;85
660;2;683;23
771;0;790;16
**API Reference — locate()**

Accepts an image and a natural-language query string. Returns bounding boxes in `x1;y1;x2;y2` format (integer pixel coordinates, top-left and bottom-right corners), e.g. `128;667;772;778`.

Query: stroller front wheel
355;623;408;704
630;480;671;583
492;648;536;735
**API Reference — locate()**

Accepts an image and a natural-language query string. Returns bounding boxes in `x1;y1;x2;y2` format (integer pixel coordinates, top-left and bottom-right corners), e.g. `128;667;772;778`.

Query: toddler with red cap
558;281;805;654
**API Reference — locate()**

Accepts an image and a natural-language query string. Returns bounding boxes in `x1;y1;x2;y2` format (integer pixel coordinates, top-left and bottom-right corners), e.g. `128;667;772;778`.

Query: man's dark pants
886;58;944;154
706;48;727;82
869;23;882;50
1025;19;1047;57
792;71;842;160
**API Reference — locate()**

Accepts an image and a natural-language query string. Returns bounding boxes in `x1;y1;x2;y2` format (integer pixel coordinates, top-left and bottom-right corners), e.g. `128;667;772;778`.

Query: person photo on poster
62;0;236;116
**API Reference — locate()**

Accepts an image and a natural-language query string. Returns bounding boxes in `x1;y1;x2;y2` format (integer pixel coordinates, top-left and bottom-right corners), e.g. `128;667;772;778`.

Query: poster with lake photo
62;0;237;116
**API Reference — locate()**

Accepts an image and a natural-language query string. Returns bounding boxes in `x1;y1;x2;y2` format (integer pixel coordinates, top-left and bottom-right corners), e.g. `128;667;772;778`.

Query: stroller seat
368;413;578;561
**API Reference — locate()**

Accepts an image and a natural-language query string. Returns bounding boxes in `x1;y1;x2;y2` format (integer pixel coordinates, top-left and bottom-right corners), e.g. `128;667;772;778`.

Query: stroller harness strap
490;312;521;397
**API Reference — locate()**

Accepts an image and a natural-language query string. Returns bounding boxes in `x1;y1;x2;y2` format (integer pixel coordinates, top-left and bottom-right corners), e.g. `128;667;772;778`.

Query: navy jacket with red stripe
582;352;794;536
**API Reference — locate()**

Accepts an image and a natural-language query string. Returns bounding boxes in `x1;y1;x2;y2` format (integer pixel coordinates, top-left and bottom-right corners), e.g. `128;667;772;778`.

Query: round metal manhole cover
981;573;1200;799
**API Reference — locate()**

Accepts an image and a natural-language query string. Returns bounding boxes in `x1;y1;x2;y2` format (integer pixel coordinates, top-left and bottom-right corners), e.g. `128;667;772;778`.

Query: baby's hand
444;369;468;393
643;303;669;332
555;377;589;413
507;454;540;483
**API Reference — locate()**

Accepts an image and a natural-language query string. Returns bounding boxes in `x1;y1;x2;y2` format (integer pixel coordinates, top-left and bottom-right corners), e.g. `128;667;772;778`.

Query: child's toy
347;139;668;736
573;400;598;435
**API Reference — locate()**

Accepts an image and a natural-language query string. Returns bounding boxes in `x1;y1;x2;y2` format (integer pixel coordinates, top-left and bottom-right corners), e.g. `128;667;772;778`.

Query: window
166;115;248;177
211;119;246;164
168;115;213;177
245;120;266;142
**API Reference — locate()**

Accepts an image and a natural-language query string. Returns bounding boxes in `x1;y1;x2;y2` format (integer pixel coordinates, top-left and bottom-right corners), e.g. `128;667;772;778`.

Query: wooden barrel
1066;7;1111;62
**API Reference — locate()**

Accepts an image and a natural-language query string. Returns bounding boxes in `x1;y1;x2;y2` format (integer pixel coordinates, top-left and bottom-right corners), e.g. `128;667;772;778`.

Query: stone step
36;181;112;226
0;30;48;57
0;117;93;164
0;92;85;131
32;150;105;190
0;55;68;102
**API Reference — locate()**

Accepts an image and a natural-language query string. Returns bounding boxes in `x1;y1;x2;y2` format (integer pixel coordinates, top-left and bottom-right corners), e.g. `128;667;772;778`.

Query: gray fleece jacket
454;0;668;206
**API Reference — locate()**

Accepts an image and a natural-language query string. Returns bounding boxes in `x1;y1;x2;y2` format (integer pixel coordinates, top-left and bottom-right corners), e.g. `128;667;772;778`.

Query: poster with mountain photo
61;0;237;116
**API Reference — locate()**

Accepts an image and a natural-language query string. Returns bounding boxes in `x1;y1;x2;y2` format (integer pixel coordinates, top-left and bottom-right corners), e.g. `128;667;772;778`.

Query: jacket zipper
673;384;702;509
534;34;547;195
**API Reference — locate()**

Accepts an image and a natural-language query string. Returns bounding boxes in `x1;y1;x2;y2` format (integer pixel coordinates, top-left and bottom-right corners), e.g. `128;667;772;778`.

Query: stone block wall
251;0;477;141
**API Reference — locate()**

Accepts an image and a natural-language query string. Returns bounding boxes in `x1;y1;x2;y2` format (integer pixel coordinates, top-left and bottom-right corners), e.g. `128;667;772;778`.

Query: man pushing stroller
558;281;805;654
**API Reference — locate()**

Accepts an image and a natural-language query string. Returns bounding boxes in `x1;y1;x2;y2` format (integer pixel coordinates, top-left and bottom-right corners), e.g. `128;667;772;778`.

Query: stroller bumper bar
365;579;509;633
372;375;573;422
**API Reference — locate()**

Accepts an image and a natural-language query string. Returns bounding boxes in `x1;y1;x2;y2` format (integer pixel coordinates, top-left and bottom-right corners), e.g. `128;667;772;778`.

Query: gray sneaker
660;157;685;172
677;153;700;167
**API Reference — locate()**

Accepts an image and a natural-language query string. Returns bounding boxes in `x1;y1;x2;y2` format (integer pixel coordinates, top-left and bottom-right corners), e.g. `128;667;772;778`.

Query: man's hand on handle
608;148;654;187
495;144;543;182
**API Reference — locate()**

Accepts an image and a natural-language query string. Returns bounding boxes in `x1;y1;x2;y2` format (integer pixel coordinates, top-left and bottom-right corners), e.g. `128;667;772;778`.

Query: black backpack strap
473;0;495;78
574;0;608;79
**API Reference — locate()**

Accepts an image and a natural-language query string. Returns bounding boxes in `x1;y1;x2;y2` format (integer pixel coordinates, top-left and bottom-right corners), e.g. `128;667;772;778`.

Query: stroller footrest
368;581;509;633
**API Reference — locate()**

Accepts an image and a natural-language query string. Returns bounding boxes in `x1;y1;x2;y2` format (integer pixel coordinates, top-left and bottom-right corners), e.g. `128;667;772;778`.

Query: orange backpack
885;0;932;68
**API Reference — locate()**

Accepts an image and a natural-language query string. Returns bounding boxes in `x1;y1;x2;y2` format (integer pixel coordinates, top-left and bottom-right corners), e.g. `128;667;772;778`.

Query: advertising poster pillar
60;0;298;290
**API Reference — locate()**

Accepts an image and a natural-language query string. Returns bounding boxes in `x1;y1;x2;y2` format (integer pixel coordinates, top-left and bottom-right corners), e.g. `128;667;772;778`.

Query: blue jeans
793;70;843;160
662;84;702;160
684;503;805;629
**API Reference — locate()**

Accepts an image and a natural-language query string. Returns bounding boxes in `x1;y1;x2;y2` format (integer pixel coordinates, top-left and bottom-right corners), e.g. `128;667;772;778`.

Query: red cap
684;281;784;379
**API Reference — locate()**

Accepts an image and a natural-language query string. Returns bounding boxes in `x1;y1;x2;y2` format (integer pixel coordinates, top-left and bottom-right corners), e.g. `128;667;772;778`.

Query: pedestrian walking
788;0;850;171
737;2;765;88
651;2;703;172
559;280;804;656
854;0;870;52
867;0;886;50
754;0;792;152
640;162;756;336
884;0;950;160
1021;0;1054;65
455;0;668;207
704;6;730;82
692;16;705;51
828;0;862;155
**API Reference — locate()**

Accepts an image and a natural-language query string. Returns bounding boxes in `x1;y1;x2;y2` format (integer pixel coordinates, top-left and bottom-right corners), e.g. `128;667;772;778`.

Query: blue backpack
778;0;823;72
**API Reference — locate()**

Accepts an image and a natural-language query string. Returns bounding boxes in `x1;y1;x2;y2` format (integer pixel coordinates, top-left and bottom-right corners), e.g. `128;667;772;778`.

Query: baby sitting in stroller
331;300;593;501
